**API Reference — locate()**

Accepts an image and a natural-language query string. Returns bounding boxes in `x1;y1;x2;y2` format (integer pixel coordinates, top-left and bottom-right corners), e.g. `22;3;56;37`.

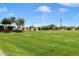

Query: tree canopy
1;18;11;25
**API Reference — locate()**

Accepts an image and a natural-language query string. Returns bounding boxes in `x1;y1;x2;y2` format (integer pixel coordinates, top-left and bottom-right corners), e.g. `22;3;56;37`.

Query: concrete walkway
0;50;5;56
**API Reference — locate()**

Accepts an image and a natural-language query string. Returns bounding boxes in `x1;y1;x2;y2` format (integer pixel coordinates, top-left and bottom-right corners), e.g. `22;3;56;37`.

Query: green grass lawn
0;30;79;56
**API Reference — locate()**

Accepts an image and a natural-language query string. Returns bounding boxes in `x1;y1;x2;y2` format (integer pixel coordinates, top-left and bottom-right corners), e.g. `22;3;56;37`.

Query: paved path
0;50;5;56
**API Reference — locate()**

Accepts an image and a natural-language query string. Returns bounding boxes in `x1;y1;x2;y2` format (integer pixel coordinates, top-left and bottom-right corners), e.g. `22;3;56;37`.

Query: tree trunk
3;25;8;31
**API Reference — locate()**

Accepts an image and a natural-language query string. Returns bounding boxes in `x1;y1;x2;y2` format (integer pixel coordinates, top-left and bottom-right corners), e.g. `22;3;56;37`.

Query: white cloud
59;3;79;7
8;13;14;16
35;6;52;13
0;7;8;13
59;8;68;13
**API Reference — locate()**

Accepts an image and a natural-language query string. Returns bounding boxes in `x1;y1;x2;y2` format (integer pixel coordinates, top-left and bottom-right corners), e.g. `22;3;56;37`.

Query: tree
70;26;76;30
1;18;11;30
1;18;11;25
59;26;67;30
10;17;16;24
48;24;56;30
66;26;71;30
16;17;25;26
38;27;42;30
76;26;79;30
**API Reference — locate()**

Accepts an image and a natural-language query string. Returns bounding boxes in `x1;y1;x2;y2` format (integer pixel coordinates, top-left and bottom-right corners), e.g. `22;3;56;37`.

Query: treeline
35;24;79;30
0;16;25;32
0;16;79;32
0;17;25;26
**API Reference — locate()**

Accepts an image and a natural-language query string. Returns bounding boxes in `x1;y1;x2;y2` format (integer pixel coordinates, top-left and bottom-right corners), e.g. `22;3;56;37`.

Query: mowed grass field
0;30;79;56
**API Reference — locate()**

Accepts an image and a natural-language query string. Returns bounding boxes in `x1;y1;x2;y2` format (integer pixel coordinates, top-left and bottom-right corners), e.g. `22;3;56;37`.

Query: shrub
7;26;14;31
14;29;23;32
0;25;4;31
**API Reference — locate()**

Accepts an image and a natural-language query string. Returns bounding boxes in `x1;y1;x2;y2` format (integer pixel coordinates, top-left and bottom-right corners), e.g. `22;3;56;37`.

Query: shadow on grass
0;30;12;33
0;30;23;33
3;31;11;33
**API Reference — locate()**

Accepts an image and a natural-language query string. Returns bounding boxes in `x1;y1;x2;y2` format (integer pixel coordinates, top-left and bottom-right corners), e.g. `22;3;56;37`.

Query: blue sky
0;3;79;26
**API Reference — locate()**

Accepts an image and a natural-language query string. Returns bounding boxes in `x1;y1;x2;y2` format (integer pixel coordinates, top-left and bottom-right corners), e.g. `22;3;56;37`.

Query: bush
14;29;23;32
7;26;14;31
0;25;4;31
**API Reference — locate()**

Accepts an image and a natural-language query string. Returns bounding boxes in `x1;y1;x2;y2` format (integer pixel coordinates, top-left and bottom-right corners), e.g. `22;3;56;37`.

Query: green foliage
1;18;11;25
40;24;57;30
13;29;23;32
9;17;16;23
0;17;25;27
16;17;25;26
37;27;42;30
48;24;56;30
0;17;25;31
29;26;35;28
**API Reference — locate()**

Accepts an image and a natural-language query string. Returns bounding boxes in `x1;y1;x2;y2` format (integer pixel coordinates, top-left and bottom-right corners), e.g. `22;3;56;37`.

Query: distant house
27;26;40;31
